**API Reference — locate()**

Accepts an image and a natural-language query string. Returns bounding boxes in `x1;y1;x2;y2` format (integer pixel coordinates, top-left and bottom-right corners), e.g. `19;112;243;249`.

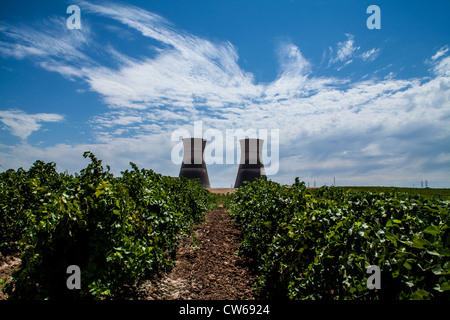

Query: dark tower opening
179;138;211;188
234;138;266;188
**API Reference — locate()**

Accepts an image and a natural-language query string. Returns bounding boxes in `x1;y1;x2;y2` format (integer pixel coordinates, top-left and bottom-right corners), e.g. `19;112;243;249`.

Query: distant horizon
1;154;448;189
1;1;449;188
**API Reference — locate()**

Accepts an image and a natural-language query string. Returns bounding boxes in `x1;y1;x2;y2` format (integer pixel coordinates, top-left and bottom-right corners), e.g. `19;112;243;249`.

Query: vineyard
0;154;449;300
0;152;218;299
224;178;450;300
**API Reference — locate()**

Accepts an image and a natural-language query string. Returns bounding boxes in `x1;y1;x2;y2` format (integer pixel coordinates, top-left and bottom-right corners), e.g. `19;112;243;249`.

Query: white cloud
433;55;450;77
431;46;449;61
384;71;396;80
0;110;64;140
337;34;359;61
362;143;383;156
0;133;177;177
324;34;379;70
0;17;92;63
0;42;47;59
360;48;380;61
328;34;360;65
277;41;311;76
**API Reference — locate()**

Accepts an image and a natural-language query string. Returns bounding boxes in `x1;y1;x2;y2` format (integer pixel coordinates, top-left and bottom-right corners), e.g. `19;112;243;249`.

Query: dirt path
0;253;20;300
132;206;259;300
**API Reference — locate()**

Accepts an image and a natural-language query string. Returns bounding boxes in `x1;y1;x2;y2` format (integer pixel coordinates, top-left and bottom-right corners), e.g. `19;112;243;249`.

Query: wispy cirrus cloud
324;34;380;68
0;16;92;62
431;45;449;61
325;33;359;66
334;33;360;63
360;48;380;62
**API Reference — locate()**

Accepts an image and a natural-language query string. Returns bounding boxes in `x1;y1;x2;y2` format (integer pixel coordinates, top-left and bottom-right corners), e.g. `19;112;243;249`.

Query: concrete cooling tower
234;138;266;188
178;138;211;188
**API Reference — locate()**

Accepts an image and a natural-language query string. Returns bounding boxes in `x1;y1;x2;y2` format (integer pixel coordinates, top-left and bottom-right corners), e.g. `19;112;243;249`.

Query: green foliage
340;186;450;201
1;152;217;299
0;160;62;254
225;178;450;300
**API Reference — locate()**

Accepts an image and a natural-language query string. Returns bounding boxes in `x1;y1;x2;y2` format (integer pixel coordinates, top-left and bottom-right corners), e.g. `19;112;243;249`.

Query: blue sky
0;0;449;188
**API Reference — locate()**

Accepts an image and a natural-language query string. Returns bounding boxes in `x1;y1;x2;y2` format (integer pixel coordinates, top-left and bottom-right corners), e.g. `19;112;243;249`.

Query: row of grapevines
224;178;449;300
0;152;218;299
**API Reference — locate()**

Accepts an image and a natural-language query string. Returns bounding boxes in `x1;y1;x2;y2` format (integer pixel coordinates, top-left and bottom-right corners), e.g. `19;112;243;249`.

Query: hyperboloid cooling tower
178;138;211;188
234;138;266;188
